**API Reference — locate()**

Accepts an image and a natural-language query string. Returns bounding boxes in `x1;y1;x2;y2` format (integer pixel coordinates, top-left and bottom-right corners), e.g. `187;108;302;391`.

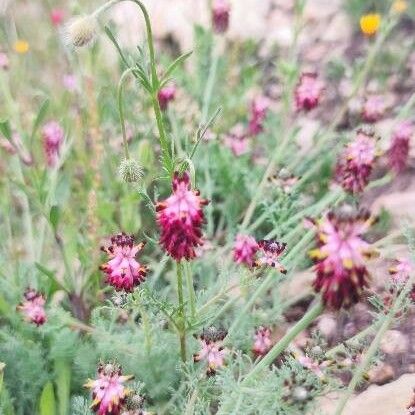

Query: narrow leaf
49;205;60;231
161;51;193;86
39;381;56;415
0;119;12;140
31;99;50;140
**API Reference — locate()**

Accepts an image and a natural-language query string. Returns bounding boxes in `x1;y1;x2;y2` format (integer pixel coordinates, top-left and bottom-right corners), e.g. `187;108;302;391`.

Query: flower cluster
309;205;376;310
248;96;270;136
255;239;287;273
42;121;64;168
17;288;47;326
156;172;208;261
335;128;377;194
100;233;148;292
388;121;413;174
157;85;176;111
84;363;134;415
252;326;272;357
233;234;259;267
211;0;231;34
294;72;324;111
194;327;228;375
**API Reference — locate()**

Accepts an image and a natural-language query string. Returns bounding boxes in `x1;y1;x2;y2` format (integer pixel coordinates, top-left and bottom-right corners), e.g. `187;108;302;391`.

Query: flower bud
118;159;144;183
64;15;97;48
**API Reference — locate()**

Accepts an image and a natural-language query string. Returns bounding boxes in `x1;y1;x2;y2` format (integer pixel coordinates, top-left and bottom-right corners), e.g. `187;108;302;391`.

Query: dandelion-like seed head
64;15;97;48
309;205;376;310
119;159;144;183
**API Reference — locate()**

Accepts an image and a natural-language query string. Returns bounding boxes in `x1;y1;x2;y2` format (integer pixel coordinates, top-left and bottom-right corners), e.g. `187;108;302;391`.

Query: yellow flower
392;0;407;13
360;13;381;36
13;40;29;54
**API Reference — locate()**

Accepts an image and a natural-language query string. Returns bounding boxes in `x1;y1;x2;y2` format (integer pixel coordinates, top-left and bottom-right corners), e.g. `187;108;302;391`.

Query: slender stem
97;0;172;174
177;261;187;362
184;262;196;320
117;68;135;160
242;301;324;384
334;274;413;415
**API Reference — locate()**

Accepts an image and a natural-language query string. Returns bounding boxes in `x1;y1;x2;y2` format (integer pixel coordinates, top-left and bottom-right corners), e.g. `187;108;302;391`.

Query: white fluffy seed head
64;15;97;48
118;159;144;183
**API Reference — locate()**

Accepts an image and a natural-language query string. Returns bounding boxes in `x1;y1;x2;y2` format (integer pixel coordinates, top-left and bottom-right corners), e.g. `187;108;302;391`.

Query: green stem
177;261;187;362
184;262;196;320
334;275;413;415
117;68;135;160
242;301;324;384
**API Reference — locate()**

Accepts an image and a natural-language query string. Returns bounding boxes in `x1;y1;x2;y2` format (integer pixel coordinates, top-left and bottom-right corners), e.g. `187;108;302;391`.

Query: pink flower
17;289;47;326
362;95;385;123
157;85;176;111
233;234;259;267
0;52;9;70
388;121;413;174
156;172;208;261
50;8;65;26
63;74;78;92
389;257;413;285
297;355;325;378
255;239;287;273
100;233;148;292
335;128;377;194
309;205;376;310
252;326;272;357
294;72;324;111
194;327;228;375
84;363;133;415
212;0;231;34
42;121;64;168
224;124;249;156
248;96;270;136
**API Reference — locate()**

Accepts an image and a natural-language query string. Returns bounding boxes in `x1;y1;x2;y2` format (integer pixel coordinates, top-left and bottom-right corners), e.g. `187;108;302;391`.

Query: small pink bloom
335;128;377;194
389;257;413;285
84;363;133;415
0;52;9;70
248;96;270;136
233;234;259;267
50;8;65;26
100;233;148;292
42;121;64;168
156;172;208;261
309;205;376;310
362;95;385;123
0;138;16;154
252;326;272;357
63;74;78;92
297;355;325;378
212;0;231;34
224;124;249;156
17;289;47;326
157;85;176;111
255;239;287;273
295;72;324;111
388;121;413;174
194;327;228;375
